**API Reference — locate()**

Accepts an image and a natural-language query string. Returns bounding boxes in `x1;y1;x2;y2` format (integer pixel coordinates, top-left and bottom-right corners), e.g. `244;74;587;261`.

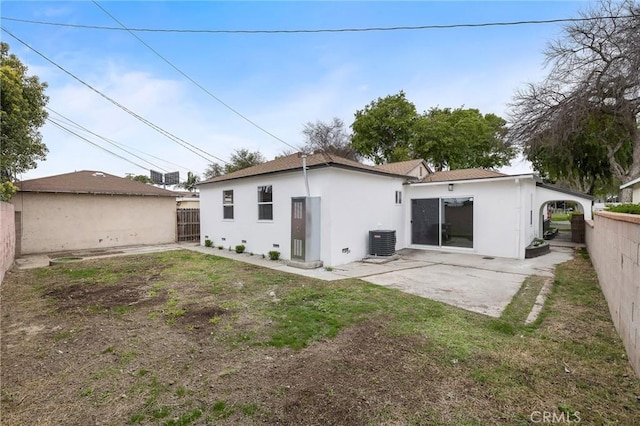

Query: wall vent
369;230;396;257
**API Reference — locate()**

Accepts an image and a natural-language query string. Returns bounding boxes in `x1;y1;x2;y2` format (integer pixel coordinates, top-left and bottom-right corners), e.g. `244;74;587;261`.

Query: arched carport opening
538;200;582;242
534;183;594;241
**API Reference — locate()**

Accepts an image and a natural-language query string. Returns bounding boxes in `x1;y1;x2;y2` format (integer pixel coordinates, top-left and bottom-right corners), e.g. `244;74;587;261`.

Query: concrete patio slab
354;247;575;317
362;263;525;317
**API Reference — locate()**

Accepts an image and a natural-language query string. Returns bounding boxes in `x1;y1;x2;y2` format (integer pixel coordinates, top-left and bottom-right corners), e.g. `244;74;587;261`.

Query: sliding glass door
411;197;474;248
411;199;440;245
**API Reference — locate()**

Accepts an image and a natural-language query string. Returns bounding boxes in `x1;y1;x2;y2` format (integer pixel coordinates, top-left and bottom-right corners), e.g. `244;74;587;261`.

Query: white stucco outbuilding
12;171;178;255
199;153;593;267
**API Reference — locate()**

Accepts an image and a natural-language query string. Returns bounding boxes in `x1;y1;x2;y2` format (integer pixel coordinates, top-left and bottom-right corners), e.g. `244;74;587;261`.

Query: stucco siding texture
14;193;176;254
586;212;640;376
318;169;405;266
0;202;16;284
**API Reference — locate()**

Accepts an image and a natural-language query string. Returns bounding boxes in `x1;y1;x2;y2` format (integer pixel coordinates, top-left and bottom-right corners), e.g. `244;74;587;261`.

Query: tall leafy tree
351;91;418;164
412;108;514;171
125;173;153;184
509;0;640;199
1;42;49;199
224;149;265;173
300;117;359;161
203;163;224;179
351;91;514;170
204;148;265;178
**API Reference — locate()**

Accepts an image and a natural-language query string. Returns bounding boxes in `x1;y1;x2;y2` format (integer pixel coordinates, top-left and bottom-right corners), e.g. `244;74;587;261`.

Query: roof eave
620;176;640;189
17;189;175;197
409;174;535;186
198;162;410;185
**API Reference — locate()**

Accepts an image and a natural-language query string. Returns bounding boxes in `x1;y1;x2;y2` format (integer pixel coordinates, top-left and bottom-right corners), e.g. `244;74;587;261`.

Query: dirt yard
1;250;639;425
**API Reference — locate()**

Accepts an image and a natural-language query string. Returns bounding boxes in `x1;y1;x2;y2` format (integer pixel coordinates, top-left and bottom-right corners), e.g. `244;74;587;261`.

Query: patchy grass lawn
550;213;572;222
1;249;638;425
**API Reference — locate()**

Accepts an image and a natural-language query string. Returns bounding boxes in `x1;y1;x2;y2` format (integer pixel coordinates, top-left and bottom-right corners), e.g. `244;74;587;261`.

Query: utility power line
1;26;228;165
47;117;150;171
46;109;193;172
92;1;298;151
1;14;633;34
46;107;169;172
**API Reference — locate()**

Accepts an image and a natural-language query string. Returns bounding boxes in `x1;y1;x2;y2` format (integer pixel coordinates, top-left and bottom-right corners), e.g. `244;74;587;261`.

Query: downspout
515;178;521;258
302;155;310;197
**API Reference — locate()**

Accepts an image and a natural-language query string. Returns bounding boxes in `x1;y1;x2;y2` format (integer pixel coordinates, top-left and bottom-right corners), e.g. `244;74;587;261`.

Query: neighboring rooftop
199;152;415;183
16;171;178;197
420;168;507;183
174;190;200;198
373;159;431;177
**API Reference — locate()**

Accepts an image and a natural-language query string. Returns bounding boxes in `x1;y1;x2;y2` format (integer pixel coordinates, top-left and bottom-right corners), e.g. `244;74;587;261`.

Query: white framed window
395;190;403;204
258;185;273;220
223;190;234;219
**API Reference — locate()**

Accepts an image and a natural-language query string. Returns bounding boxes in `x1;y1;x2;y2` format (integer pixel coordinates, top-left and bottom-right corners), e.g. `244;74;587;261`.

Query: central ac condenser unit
368;230;396;256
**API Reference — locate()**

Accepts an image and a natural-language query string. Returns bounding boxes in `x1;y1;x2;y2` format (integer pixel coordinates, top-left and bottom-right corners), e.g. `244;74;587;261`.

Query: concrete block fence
0;202;16;284
586;211;640;376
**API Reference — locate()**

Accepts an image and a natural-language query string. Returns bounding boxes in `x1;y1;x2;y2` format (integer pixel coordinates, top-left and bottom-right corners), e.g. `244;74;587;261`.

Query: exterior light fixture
448;184;454;191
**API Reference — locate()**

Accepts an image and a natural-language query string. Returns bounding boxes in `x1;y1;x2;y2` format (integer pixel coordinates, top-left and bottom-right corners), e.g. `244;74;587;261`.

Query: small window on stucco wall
223;190;234;219
258;185;273;220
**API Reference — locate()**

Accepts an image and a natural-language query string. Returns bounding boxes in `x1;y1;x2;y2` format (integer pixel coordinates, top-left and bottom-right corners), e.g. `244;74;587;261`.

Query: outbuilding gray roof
16;171;178;197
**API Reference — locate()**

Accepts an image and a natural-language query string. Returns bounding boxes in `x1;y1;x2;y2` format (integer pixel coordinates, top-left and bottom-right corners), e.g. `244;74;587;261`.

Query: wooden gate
177;208;200;242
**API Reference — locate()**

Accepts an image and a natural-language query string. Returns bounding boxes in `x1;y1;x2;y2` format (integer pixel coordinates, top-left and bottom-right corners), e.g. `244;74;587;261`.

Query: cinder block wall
586;211;640;376
0;202;16;285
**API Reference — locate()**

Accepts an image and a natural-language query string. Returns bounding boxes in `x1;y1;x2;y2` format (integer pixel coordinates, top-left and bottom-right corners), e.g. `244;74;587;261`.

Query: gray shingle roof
16;171;178;197
199;152;413;184
373;159;429;176
421;168;507;183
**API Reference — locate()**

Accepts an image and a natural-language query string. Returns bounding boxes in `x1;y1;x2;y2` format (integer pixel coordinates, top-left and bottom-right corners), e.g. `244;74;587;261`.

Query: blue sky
2;1;594;181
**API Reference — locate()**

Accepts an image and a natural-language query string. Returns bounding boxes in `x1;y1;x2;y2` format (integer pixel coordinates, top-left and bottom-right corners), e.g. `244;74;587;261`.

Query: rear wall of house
200;172;307;260
199;168;406;266
12;193;176;254
405;178;536;259
311;168;405;266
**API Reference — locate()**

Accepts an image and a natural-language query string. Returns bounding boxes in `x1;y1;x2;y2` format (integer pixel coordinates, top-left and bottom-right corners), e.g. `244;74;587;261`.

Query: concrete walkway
14;243;576;318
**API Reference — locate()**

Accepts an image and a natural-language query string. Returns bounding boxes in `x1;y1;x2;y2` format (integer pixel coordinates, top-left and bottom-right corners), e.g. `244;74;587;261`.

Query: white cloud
22;64;230;180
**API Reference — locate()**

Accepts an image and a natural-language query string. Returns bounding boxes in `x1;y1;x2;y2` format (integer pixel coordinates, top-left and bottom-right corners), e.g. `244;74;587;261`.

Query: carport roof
16;171;178;197
536;182;594;200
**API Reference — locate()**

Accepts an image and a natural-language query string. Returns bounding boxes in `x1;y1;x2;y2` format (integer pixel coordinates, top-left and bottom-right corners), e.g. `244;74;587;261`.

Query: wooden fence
177;208;200;242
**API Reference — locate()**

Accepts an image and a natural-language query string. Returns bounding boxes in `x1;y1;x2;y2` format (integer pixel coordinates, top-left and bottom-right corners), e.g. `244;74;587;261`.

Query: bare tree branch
509;0;640;199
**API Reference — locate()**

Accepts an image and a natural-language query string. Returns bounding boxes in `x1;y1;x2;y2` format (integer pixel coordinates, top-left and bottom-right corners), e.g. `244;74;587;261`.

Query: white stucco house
199;153;593;267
